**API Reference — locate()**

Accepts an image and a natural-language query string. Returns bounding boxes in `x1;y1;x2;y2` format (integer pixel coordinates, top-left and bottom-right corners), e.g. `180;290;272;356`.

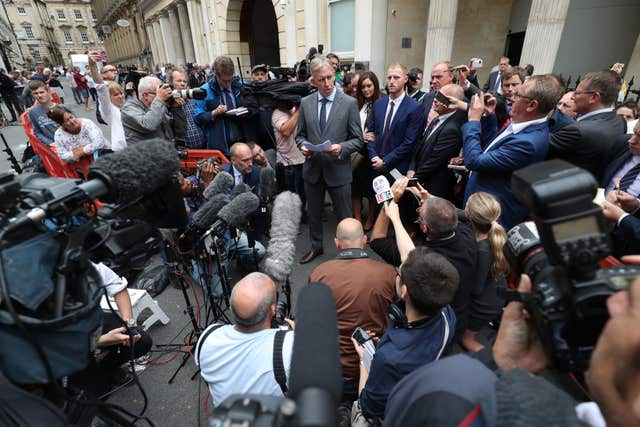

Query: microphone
306;47;318;61
263;191;302;285
230;182;251;199
191;193;231;231
88;139;180;203
259;166;276;202
372;175;393;204
210;191;260;237
289;282;342;426
203;171;234;200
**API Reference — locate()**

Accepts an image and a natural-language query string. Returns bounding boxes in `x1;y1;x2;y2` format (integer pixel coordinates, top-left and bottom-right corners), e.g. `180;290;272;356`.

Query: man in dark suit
407;83;466;201
221;142;261;192
422;61;481;120
482;57;510;94
367;63;425;175
601;121;640;197
462;75;557;230
295;56;364;264
548;70;627;180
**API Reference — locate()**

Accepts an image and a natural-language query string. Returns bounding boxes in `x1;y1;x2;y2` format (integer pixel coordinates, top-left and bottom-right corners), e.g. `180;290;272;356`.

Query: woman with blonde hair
462;191;509;351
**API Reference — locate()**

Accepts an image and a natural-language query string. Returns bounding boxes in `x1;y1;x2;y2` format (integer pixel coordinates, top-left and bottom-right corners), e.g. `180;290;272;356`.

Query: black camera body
504;160;638;371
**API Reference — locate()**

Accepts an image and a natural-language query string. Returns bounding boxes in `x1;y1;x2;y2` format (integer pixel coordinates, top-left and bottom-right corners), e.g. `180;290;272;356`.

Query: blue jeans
71;87;83;104
193;232;265;296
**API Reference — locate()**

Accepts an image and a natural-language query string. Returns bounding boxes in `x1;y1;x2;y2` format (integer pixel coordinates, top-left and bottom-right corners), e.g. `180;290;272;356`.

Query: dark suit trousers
305;178;352;251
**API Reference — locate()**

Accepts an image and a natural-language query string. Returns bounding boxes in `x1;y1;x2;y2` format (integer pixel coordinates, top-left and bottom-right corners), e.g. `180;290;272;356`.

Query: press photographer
121;75;174;144
169;69;206;149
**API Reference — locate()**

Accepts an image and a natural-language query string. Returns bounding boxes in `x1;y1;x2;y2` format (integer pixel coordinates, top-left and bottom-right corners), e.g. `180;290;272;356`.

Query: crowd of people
5;47;640;427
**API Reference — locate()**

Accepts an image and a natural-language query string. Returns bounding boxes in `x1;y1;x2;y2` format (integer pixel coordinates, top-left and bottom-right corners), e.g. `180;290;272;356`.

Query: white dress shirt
317;87;337;122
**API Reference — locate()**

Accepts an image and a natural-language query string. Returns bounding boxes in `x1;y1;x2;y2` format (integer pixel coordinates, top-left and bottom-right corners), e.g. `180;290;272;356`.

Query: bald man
221;142;262;194
309;218;396;403
196;272;294;405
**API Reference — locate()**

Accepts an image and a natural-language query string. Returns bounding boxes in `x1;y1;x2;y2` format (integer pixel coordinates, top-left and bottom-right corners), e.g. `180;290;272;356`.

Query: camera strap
195;323;225;366
273;330;289;395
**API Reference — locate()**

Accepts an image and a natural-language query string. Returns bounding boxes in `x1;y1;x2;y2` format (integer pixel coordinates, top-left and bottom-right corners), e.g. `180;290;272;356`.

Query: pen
616;178;621;195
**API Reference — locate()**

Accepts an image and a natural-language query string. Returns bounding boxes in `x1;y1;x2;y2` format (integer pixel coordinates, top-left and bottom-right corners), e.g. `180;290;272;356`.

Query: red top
73;72;88;90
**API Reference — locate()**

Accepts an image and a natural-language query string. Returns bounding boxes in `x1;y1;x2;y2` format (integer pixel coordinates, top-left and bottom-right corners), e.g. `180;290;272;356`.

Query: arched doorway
240;0;280;67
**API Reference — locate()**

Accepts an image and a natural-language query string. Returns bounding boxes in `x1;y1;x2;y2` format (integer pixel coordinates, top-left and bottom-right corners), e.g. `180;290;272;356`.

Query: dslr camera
504;159;640;372
171;88;207;100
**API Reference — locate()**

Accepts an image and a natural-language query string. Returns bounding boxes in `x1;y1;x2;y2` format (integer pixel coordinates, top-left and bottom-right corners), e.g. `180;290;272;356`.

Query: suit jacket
599;134;634;189
482;71;500;93
463;115;550;230
548;111;627;180
221;162;261;195
367;95;425;174
295;89;364;186
409;110;466;200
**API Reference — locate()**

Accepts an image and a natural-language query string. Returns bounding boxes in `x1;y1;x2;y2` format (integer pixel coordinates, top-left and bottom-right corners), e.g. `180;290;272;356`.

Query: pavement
1;86;378;426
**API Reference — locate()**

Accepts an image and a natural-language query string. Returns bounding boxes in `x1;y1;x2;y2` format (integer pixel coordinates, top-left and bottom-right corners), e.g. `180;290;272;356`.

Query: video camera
504;159;639;372
171;87;207;101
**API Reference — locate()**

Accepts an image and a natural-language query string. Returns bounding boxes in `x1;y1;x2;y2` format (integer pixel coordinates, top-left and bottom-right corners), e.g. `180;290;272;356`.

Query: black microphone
230;182;251;199
203;171;234;200
289;282;342;426
191;193;230;231
306;47;318;61
88;139;180;203
263;191;302;285
259;166;276;202
210;191;260;237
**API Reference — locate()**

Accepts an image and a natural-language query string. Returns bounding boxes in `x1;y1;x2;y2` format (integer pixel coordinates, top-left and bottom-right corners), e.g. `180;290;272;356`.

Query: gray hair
310;56;333;75
138;75;160;96
422;197;458;239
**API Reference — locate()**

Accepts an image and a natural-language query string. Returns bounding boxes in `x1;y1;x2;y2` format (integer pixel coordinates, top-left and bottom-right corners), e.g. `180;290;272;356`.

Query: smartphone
471;59;483;69
407;178;418;187
352;327;372;345
435;91;451;106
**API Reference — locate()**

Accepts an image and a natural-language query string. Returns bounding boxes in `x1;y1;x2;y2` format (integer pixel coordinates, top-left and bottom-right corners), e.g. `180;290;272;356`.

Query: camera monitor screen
551;216;599;242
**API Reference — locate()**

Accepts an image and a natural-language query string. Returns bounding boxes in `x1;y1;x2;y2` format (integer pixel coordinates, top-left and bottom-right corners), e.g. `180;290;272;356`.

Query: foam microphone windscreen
203;171;234;200
259;166;276;200
372;175;393;204
217;191;260;227
191;193;230;230
88;139;179;203
264;191;302;283
230;183;251;199
289;282;342;406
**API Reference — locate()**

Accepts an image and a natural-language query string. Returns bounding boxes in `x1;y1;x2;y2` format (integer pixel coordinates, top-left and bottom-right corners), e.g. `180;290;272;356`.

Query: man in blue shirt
351;247;458;423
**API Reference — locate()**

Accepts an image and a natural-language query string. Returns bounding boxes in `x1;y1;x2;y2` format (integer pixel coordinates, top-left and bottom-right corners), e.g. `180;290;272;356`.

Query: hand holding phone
435;91;451;107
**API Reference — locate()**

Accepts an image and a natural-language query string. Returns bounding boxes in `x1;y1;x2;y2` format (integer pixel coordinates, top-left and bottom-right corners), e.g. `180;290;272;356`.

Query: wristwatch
126;318;136;328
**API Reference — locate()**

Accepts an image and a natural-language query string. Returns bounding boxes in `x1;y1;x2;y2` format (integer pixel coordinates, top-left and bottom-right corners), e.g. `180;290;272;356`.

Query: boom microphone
191;193;231;231
372;175;393;204
216;192;260;228
289;282;342;426
203;171;234;200
259;167;276;202
230;183;251;199
263;191;302;285
88;139;180;203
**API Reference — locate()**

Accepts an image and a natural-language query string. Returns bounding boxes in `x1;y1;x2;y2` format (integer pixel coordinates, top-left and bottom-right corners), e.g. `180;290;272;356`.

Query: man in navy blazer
367;63;424;175
601;122;640;196
462;75;557;230
221;142;261;194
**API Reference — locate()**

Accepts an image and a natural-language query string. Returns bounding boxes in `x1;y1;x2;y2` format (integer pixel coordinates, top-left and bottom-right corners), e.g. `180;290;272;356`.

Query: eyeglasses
573;90;597;96
513;92;534;101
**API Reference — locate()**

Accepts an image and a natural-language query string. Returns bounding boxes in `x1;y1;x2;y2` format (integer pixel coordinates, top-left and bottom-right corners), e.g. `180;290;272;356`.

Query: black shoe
299;249;323;264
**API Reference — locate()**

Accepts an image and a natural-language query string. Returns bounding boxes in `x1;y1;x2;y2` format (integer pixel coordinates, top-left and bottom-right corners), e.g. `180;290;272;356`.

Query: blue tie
319;98;328;132
494;72;501;93
619;162;640;192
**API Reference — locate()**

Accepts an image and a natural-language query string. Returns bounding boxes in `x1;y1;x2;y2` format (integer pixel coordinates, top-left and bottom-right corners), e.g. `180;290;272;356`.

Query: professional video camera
0;139;185;388
270;67;297;80
171;87;207;100
503;159;639;372
240;79;315;111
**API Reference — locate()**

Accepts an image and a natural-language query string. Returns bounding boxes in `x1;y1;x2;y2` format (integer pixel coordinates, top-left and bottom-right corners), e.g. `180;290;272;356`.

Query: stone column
158;11;176;64
152;18;167;64
146;22;159;66
303;0;318;50
198;0;214;63
176;0;196;63
626;32;640;93
422;0;458;85
354;0;387;78
283;0;297;66
186;0;203;64
168;6;186;65
519;0;570;74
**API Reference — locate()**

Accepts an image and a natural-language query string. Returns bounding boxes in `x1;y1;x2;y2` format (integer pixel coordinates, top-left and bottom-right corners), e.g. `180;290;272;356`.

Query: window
91;9;97;21
63;31;72;43
17;7;26;15
329;0;354;53
74;9;82;21
80;31;89;43
33;50;41;63
24;26;34;39
57;9;65;20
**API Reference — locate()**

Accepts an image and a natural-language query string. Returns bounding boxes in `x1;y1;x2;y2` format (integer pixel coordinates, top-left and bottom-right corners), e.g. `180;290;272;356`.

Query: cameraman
384;273;640;427
406;67;426;103
169;69;205;149
120;75;174;144
195;272;294;405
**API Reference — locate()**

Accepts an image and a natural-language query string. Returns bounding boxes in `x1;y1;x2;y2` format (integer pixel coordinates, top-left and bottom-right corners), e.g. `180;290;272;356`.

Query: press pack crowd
3;49;640;427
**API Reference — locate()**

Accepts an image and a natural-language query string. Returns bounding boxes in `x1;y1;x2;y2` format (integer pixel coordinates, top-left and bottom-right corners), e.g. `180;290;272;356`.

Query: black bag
131;258;170;297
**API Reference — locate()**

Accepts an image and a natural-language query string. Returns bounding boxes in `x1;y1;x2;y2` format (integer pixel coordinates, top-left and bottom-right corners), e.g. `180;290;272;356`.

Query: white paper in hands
300;140;332;152
225;107;249;116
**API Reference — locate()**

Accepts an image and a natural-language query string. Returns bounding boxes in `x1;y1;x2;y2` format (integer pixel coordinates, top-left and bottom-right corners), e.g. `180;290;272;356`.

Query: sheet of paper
593;188;606;207
301;140;332;152
389;168;403;181
225;107;249;116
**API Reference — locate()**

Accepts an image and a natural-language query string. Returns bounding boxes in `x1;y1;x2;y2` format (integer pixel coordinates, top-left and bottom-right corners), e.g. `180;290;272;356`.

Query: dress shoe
299;249;323;264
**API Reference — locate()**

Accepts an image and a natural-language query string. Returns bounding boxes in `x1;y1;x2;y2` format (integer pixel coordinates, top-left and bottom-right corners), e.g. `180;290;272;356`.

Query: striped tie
619;162;640;192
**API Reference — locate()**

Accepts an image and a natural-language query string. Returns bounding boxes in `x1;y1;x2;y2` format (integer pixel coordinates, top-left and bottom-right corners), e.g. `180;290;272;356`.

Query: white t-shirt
96;83;127;151
92;262;128;297
196;324;294;406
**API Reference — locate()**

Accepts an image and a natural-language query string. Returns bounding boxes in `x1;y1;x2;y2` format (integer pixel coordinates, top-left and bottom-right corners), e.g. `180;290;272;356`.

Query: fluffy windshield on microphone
88;139;179;203
217;191;260;227
203;171;234;200
289;282;342;404
259;166;276;200
230;183;251;199
264;191;302;283
192;193;230;230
